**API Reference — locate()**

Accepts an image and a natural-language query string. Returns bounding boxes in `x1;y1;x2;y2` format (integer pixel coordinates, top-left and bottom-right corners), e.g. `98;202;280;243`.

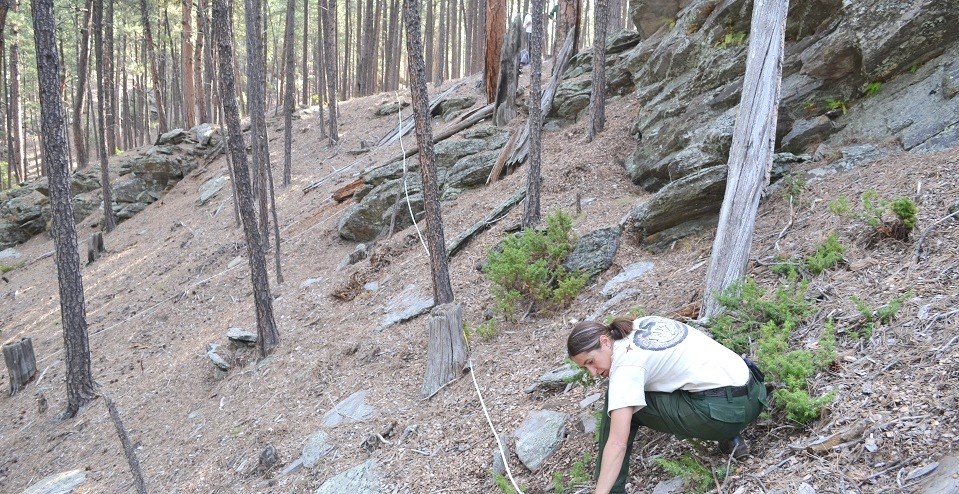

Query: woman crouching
568;315;767;494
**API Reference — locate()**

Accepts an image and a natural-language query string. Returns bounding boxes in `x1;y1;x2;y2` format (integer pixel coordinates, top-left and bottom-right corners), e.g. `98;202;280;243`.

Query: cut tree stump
87;232;105;265
420;303;468;399
3;337;37;396
332;178;366;203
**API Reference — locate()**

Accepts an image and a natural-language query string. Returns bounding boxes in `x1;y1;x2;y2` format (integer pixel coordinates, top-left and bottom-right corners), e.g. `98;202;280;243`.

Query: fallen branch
385;104;494;165
376;80;467;147
102;391;147;494
913;209;959;262
487;129;520;184
446;188;527;257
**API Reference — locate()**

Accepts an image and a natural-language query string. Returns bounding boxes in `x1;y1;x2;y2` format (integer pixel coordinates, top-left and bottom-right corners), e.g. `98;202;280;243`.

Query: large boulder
629;165;726;241
564;226;623;281
629;0;696;39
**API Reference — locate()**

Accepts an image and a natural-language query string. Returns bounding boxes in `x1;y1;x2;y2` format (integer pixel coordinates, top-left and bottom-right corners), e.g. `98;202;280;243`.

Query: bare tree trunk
434;0;445;85
244;0;271;246
0;0;8;186
182;0;197;129
104;0;117;154
586;0;608;142
9;34;24;182
313;0;327;137
283;0;295;186
553;0;580;58
194;0;208;124
484;0;505;103
342;0;351;97
94;0;117;232
523;0;545;228
101;392;148;494
320;0;338;144
701;0;788;320
139;0;168;133
31;0;98;418
403;0;453;305
300;0;309;106
72;0;93;170
212;0;280;358
424;0;433;83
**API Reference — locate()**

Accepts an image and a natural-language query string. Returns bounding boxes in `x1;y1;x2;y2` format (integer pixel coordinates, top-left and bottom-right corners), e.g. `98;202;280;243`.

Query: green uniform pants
594;377;767;493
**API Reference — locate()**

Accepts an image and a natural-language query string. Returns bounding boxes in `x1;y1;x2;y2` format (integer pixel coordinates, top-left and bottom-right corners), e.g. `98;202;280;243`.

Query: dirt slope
0;71;957;494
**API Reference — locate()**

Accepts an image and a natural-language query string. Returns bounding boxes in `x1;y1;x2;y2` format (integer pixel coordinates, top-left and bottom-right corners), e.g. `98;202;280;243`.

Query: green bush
804;234;845;275
826;98;848;115
550;452;593;494
891;198;918;230
485;210;587;319
492;472;524;494
850;291;912;339
717;31;746;49
828;196;851;216
654;454;731;494
563;357;595;389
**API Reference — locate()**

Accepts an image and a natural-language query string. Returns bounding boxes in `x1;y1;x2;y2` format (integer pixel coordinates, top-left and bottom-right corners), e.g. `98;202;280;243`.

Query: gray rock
590;288;641;321
602;262;655;297
526;363;581;393
314;460;381;494
630;0;694;38
226;327;257;345
444;151;499;190
114;202;149;221
374;101;409;117
513;410;568;471
338;179;425;242
112;177;149;204
643;217;718;253
630;165;726;239
564;226;622;281
492;447;508;475
918;455;959;493
797;483;816;494
440;96;477;121
207;343;230;377
302;430;335;469
228;256;245;269
434;138;489;169
197;175;229;206
323;390;375;427
579;412;598;435
377;284;434;331
0;247;24;264
192;123;219;146
157;128;189;145
256;445;280;474
652;476;685;494
580;393;601;408
21;469;87;494
948;199;959;216
551;79;592;120
782;116;836;153
300;277;324;289
337;243;369;270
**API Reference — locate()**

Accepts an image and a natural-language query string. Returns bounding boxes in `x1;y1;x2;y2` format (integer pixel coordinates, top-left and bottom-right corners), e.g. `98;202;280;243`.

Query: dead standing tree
483;0;505;103
212;0;280;358
402;0;467;399
493;16;521;126
701;0;789;320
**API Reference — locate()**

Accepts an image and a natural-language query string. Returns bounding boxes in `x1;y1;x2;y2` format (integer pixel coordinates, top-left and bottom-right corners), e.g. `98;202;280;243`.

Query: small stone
363;281;379;292
206;345;230;371
651;476;684;494
579;393;601;409
492;447;507;475
864;435;879;452
579;412;598;435
300;277;323;289
862;383;874;395
226;327;258;346
797;482;816;494
513;410;568;471
256;445;279;475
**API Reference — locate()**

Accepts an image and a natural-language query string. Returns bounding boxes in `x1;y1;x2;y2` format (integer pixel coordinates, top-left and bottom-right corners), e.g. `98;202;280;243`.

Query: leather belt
687;375;755;398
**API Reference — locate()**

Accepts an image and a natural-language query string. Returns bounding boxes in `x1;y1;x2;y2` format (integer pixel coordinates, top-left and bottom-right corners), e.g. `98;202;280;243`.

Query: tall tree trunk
523;0;545;227
553;0;580;58
450;0;459;80
313;0;326;137
0;0;8;186
244;0;272;245
94;0;117;232
283;0;295;186
104;0;117;154
320;0;338;144
434;0;445;85
403;0;453;305
484;0;505;103
72;0;93;170
300;0;309;106
139;0;168;133
121;33;133;149
9;33;24;182
193;0;207;124
163;11;182;127
182;0;197;129
342;0;351;97
424;0;433;83
586;0;608;142
212;0;280;359
701;0;788;320
31;0;98;418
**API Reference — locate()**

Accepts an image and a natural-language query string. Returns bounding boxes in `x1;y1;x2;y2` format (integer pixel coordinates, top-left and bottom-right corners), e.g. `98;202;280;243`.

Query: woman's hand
594;407;634;494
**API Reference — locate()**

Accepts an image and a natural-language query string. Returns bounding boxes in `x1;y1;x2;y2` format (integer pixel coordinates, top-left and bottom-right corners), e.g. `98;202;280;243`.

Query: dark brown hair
566;318;634;356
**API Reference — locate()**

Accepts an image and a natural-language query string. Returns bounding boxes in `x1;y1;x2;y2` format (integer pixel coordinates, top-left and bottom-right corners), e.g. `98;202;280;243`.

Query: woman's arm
595;407;634;494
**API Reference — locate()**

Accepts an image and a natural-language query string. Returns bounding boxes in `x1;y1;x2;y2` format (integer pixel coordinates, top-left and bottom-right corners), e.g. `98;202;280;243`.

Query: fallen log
446;188;527;257
332;178;366;203
385;103;495;165
487;129;520;184
377;80;467;147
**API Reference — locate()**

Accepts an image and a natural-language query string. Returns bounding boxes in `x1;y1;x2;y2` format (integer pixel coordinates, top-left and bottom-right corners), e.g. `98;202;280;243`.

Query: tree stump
493;17;522;126
420;303;468;399
3;337;37;396
87;232;105;264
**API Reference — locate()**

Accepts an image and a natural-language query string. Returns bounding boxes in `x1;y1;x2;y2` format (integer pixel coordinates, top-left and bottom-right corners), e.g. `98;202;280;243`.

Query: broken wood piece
488;130;520;184
446;188;527;257
332;178;366;203
3;337;37;396
87;232;105;265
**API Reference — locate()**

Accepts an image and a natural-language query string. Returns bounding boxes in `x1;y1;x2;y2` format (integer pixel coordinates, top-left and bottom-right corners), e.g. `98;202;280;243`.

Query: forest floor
0;66;958;494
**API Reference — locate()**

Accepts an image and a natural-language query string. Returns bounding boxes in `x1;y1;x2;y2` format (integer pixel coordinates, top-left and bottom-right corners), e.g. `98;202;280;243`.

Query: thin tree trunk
182;0;197;129
94;0;117;232
139;0;168;133
313;0;326;138
484;0;505;103
104;0;117;154
0;0;8;186
424;0;433;83
320;0;338;144
9;34;25;182
31;0;98;418
701;0;788;320
72;0;93;170
194;0;209;124
212;0;280;358
283;0;295;186
523;0;545;227
403;0;453;305
244;0;272;245
300;0;309;106
434;0;445;85
342;0;351;97
586;0;608;142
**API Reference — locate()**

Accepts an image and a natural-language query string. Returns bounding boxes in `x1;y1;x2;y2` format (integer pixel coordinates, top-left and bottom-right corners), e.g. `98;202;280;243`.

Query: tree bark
72;0;93;170
31;0;98;418
139;0;168;133
282;0;295;186
244;0;271;246
194;0;209;124
403;0;453;305
104;0;117;154
9;34;24;181
300;0;309;106
484;0;505;103
493;18;521;126
182;0;197;129
320;0;338;144
420;303;468;399
586;0;608;142
553;0;580;58
93;0;117;232
523;0;546;227
313;0;326;138
434;0;446;86
212;0;280;358
701;0;788;321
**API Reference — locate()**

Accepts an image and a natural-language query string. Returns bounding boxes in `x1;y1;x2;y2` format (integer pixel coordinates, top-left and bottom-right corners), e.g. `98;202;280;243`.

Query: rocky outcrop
613;0;958;245
0;124;223;249
339;128;510;242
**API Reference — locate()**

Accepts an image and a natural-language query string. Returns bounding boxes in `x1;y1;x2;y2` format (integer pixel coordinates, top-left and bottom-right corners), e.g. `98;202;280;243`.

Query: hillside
2;69;959;494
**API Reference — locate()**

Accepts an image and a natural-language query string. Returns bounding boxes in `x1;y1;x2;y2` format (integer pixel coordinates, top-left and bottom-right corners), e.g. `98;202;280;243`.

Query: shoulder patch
632;318;688;351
